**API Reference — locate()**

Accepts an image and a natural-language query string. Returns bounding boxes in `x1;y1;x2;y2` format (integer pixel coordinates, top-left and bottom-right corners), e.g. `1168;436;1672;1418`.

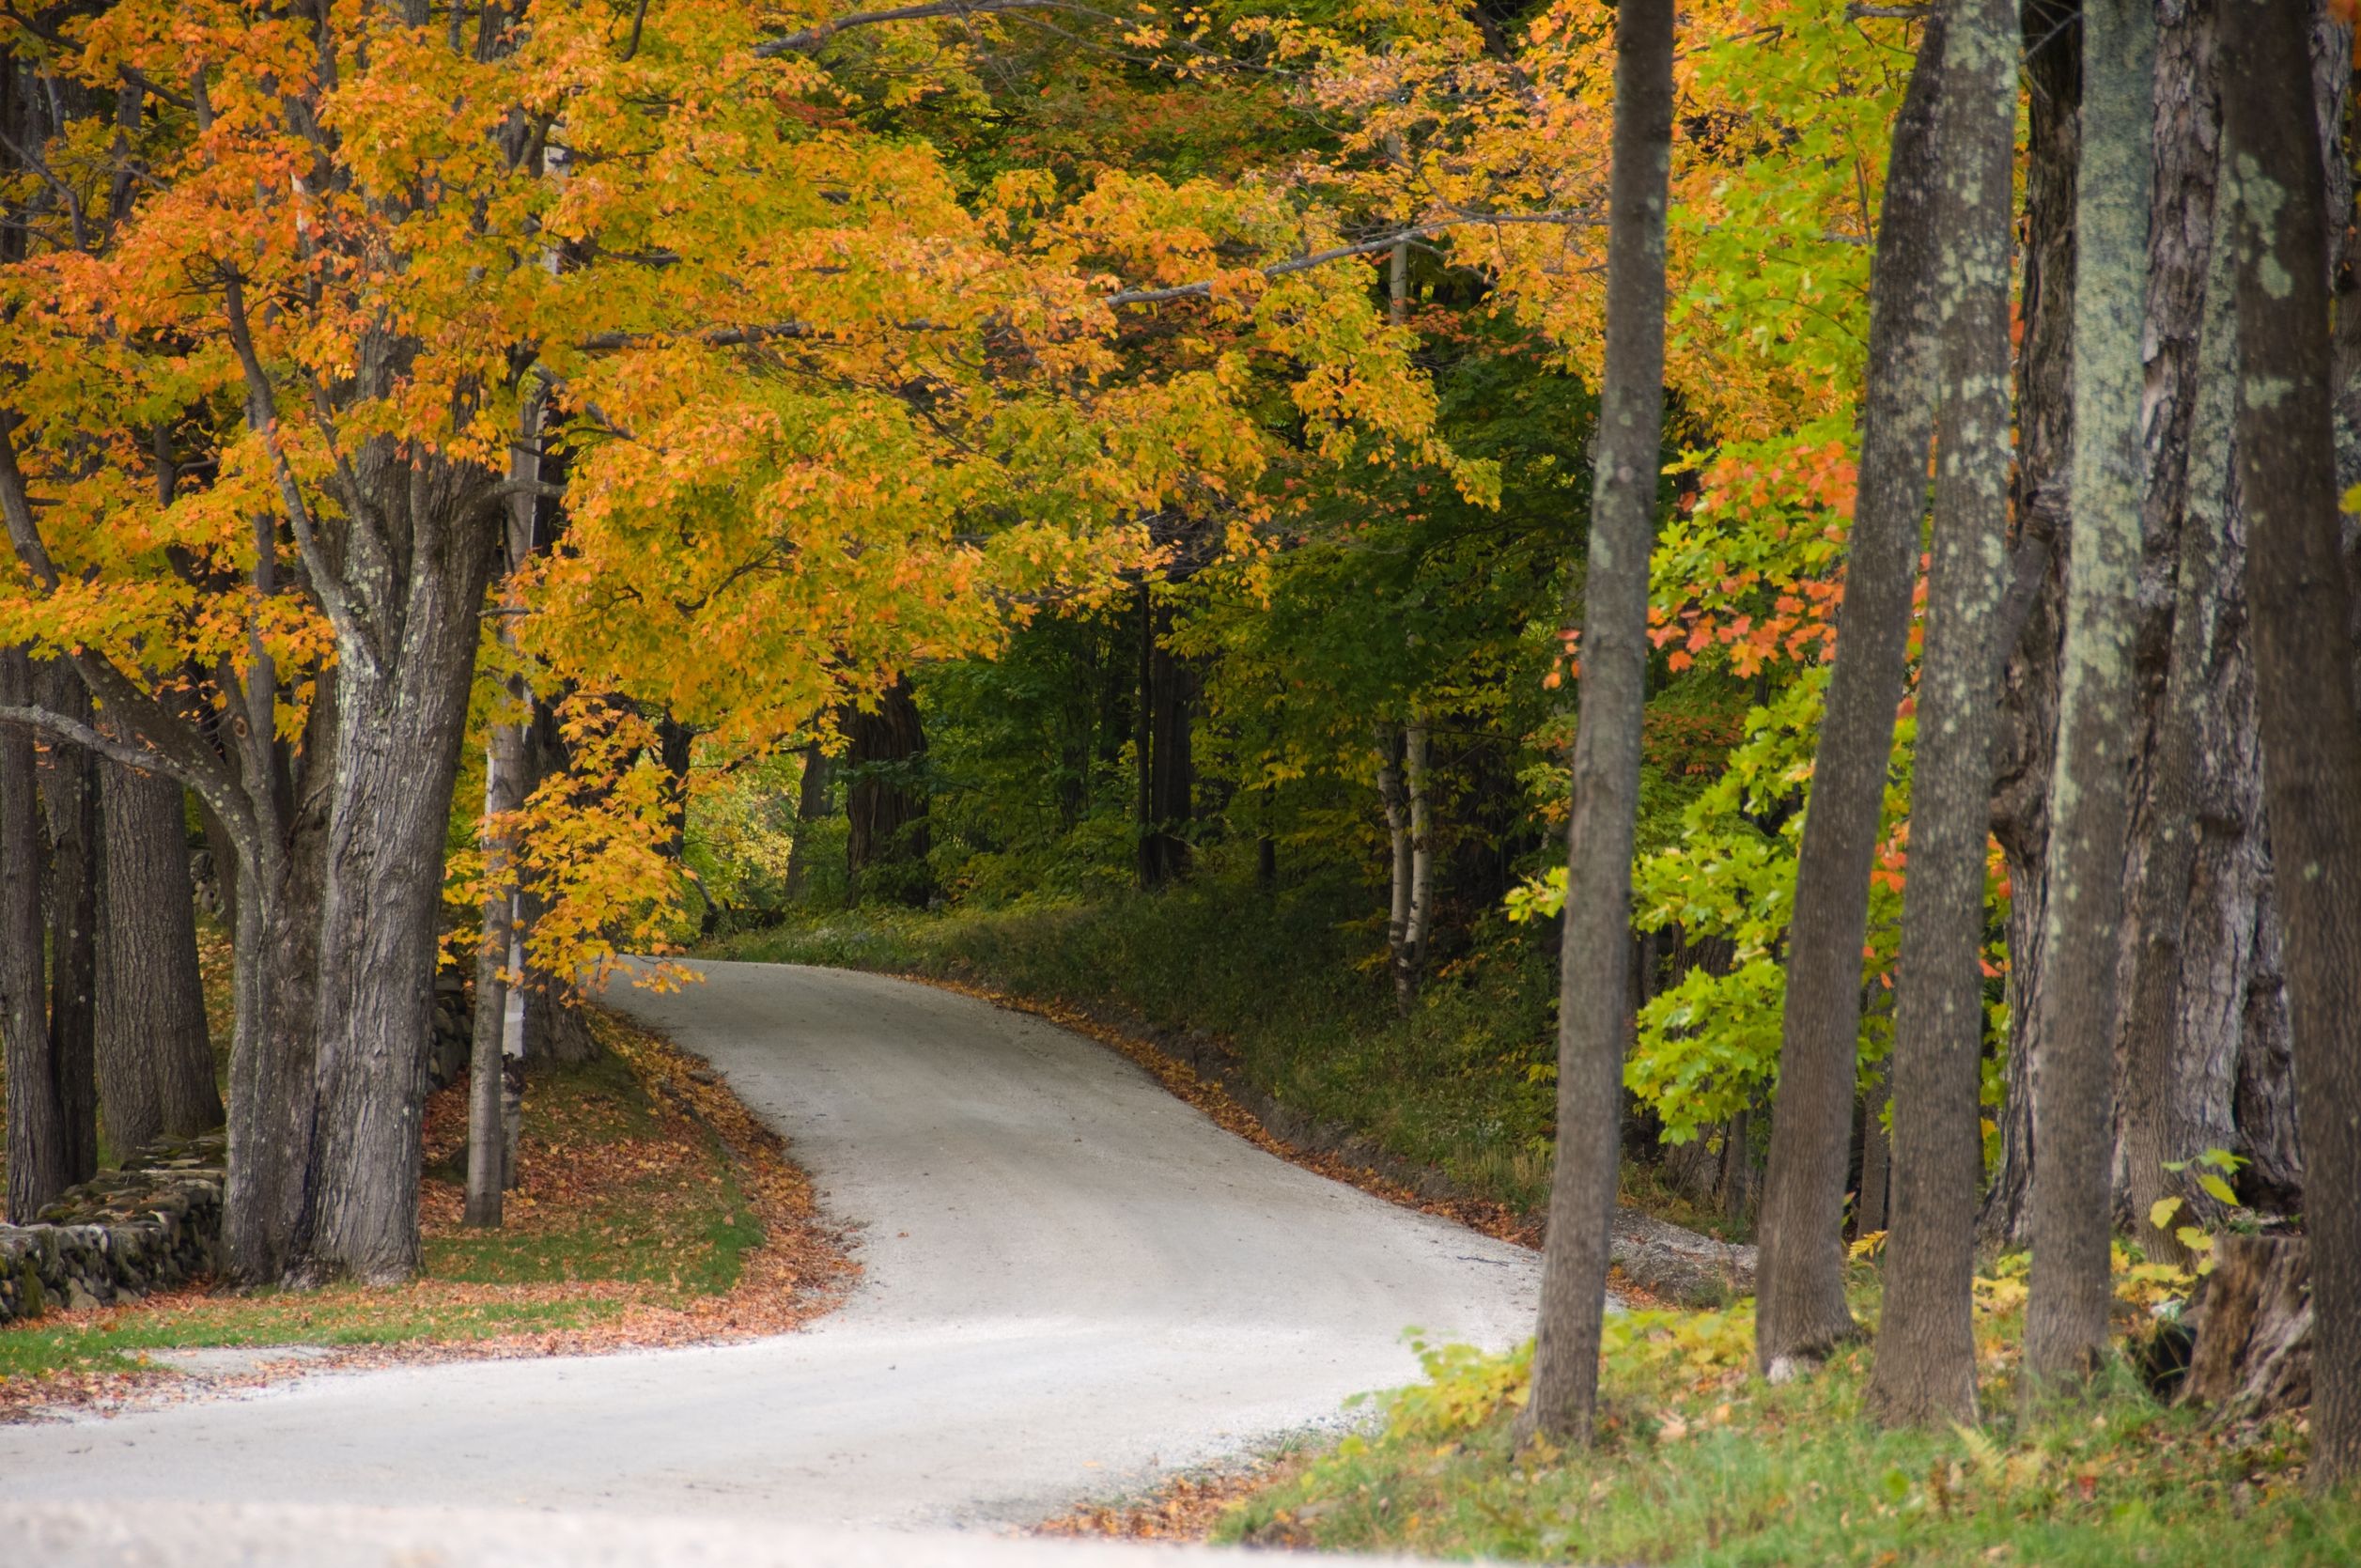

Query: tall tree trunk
1985;0;2082;1248
1993;0;2331;1244
37;662;101;1181
847;675;931;906
2027;0;2155;1385
783;739;832;901
96;757;222;1156
1150;610;1193;885
1869;0;2020;1429
1517;0;1674;1449
0;647;67;1220
1754;15;1948;1379
2121;11;2235;1265
1405;722;1432;993
2222;0;2361;1489
467;396;545;1227
304;492;498;1285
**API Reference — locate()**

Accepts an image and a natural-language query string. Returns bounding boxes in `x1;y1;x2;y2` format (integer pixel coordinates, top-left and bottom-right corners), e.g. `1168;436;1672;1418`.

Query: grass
710;871;1570;1212
0;1011;847;1407
1219;1289;2358;1566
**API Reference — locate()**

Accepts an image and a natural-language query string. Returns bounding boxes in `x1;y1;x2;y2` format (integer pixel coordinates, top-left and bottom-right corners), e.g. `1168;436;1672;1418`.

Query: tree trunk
2121;17;2236;1264
1517;0;1674;1449
2026;0;2155;1386
2179;1234;2313;1422
1869;0;2020;1429
2222;0;2361;1487
1148;606;1194;887
1405;722;1433;998
467;402;545;1228
1992;0;2329;1246
783;740;832;901
304;491;498;1285
1754;15;1948;1379
466;728;526;1228
220;769;331;1285
96;757;221;1157
847;675;931;906
36;662;101;1182
1;647;67;1220
1985;0;2081;1249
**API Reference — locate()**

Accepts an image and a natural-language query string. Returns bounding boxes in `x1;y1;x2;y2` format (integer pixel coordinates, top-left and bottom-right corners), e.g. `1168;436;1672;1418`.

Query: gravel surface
0;1500;1455;1566
0;963;1539;1556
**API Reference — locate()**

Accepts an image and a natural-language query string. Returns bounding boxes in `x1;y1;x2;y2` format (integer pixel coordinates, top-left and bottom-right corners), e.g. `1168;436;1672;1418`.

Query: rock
0;1130;225;1327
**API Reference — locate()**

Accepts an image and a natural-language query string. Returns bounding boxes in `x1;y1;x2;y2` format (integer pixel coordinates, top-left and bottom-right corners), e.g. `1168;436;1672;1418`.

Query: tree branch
0;703;192;778
222;272;384;679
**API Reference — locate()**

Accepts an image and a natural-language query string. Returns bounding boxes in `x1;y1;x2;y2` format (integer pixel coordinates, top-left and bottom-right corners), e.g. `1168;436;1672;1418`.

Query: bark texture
36;662;101;1183
96;757;222;1157
303;460;500;1283
847;675;933;906
1986;0;2081;1247
2121;20;2237;1264
1134;589;1194;891
1991;0;2322;1247
2027;0;2155;1385
2222;0;2361;1487
1753;16;1948;1378
2179;1234;2312;1422
1869;0;2019;1428
1518;0;1673;1448
1;647;67;1220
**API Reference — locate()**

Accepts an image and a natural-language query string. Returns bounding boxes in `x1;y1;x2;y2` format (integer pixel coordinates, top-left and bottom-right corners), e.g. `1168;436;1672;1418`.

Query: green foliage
715;858;1568;1209
1224;1313;2353;1566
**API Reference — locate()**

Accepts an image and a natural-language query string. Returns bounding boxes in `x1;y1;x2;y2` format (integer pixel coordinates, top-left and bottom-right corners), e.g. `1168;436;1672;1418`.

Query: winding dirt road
0;963;1537;1550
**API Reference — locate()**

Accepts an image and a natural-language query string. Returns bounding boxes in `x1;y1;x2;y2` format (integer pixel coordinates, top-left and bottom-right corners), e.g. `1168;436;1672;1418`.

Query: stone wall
0;1132;225;1326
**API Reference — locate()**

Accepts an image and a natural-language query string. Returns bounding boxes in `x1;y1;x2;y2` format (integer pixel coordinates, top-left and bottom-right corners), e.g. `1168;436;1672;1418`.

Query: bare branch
0;703;191;778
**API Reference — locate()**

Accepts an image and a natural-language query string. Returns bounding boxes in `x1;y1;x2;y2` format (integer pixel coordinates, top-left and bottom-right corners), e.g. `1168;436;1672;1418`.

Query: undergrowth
1221;1293;2353;1566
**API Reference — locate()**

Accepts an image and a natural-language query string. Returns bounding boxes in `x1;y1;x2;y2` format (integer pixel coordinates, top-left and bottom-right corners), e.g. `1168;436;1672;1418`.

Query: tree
1;646;66;1220
2026;0;2154;1387
1752;13;1948;1380
36;664;101;1184
2116;0;2237;1271
847;676;933;907
2221;0;2361;1490
3;4;1433;1286
1518;0;1675;1448
1868;0;2019;1428
96;758;223;1155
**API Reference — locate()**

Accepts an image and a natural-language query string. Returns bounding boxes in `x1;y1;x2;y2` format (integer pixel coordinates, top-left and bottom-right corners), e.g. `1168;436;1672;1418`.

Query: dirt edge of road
0;1011;856;1423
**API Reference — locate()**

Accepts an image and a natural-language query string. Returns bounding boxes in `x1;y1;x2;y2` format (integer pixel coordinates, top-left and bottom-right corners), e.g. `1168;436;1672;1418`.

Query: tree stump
2179;1234;2311;1421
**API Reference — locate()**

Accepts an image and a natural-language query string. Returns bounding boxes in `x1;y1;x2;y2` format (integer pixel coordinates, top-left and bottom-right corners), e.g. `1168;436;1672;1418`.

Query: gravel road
0;962;1539;1554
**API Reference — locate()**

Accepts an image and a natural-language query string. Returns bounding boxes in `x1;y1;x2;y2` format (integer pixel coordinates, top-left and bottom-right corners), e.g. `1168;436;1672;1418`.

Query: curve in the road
0;962;1539;1529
